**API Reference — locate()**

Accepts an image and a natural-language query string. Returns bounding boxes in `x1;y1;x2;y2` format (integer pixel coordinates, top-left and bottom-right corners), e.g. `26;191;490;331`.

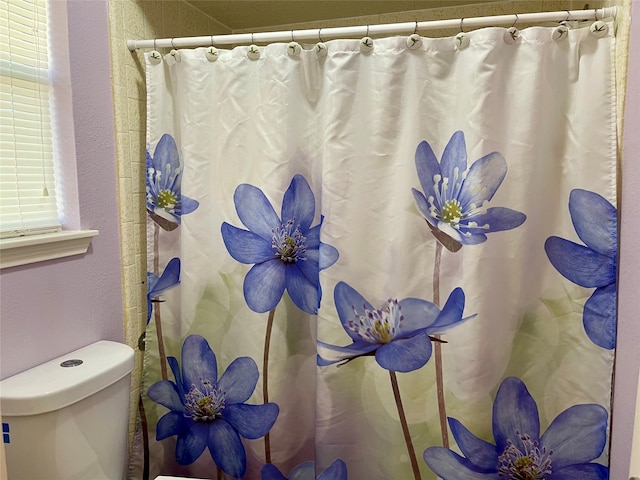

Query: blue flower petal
318;459;348;480
544;237;615;288
492;377;540;452
415;140;442;205
207;419;247;478
316;340;378;366
156;411;190;440
281;174;316;233
569;189;616;257
180;335;218;392
287;461;316;480
180;195;199;216
319;242;339;271
175;422;208;465
222;403;279;439
440;131;468;185
153;134;180;177
286;263;320;314
221;223;275;264
261;464;289;480
550;462;609;480
459;232;488;245
423;447;497;479
305;224;321;249
427;287;468;332
458;152;507;212
462;207;526;234
448;417;498;471
147;380;185;413
295;256;320;287
243;260;287;313
334;282;375;342
375;332;432;372
149;257;181;297
583;283;617;350
234;184;281;241
412;188;438;228
217;356;259;405
540;404;608;468
396;297;440;335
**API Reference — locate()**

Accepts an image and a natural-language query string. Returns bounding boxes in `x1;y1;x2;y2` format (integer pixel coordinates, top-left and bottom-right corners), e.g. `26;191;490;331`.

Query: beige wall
108;0;630;454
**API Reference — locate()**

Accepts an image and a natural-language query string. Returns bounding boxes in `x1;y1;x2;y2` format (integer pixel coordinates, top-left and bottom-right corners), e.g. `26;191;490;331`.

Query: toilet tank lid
0;341;134;416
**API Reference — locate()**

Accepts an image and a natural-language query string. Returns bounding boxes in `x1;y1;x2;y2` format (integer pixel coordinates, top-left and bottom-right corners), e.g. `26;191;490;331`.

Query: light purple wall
0;0;123;380
610;1;640;477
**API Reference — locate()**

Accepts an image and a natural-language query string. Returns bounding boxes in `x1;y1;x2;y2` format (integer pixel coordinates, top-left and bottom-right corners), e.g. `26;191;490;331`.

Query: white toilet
0;340;134;480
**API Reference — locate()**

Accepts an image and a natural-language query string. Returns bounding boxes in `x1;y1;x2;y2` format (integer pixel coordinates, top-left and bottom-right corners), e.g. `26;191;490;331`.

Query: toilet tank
0;341;135;480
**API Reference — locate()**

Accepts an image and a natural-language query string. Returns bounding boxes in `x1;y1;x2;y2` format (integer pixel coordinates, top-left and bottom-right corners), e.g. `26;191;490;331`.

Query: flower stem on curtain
432;241;449;448
153;223;168;381
389;371;422;480
263;307;276;464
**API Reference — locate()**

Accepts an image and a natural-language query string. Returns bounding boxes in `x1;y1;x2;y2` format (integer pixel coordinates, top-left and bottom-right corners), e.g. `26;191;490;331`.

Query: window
0;0;97;268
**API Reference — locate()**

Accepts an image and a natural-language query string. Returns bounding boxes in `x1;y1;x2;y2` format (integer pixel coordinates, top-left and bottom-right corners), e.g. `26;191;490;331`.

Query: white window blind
0;0;61;238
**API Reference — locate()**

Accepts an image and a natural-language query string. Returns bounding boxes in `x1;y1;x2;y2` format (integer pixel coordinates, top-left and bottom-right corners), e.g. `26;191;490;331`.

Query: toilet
0;341;134;480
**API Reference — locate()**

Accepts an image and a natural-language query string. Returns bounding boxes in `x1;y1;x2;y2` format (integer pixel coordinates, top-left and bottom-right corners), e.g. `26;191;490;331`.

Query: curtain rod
126;7;616;51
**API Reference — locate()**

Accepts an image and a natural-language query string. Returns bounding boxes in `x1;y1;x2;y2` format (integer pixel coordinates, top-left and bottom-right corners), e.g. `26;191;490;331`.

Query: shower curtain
133;19;617;480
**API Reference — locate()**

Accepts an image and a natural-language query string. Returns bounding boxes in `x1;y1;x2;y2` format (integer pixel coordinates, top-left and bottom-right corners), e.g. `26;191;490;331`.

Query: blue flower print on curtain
146;134;199;231
317;282;471;373
423;376;609;479
146;257;180;324
147;335;279;478
261;459;348;480
221;174;339;314
545;189;617;350
412;131;526;252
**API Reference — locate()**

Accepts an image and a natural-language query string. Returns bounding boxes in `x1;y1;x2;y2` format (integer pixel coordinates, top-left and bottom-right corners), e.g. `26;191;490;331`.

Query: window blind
0;0;61;238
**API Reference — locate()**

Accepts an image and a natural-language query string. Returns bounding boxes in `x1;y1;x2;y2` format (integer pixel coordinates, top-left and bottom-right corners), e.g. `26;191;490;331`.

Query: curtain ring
413;21;418;35
291;30;295;42
210;35;215;46
511;13;519;27
251;32;255;44
153;39;157;50
565;10;571;22
594;8;599;21
318;28;324;42
460;18;465;33
170;38;176;49
366;25;370;37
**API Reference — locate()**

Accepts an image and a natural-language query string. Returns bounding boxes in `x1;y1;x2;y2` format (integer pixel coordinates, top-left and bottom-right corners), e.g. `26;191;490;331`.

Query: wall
0;1;123;379
611;0;640;477
109;0;639;477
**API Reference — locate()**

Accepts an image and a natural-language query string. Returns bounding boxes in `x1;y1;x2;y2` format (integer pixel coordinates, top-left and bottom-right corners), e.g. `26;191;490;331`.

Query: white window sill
0;230;99;269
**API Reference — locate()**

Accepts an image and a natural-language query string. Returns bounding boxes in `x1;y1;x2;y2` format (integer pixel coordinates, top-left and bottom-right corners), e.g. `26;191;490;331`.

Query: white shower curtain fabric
136;22;617;480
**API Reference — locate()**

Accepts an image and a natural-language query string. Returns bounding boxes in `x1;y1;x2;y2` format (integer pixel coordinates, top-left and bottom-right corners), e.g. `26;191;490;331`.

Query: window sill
0;230;99;269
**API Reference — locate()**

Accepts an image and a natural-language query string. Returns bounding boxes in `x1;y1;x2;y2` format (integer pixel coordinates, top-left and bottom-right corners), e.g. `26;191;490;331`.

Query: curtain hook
210;35;215;46
594;8;599;21
413;21;418;35
153;39;157;50
460;18;465;33
170;38;176;49
564;10;571;23
251;33;255;44
511;13;519;28
318;28;324;42
366;25;370;37
291;30;295;42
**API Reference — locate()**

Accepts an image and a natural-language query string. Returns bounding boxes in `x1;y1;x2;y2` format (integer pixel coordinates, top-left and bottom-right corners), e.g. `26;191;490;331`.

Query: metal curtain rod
126;7;616;51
